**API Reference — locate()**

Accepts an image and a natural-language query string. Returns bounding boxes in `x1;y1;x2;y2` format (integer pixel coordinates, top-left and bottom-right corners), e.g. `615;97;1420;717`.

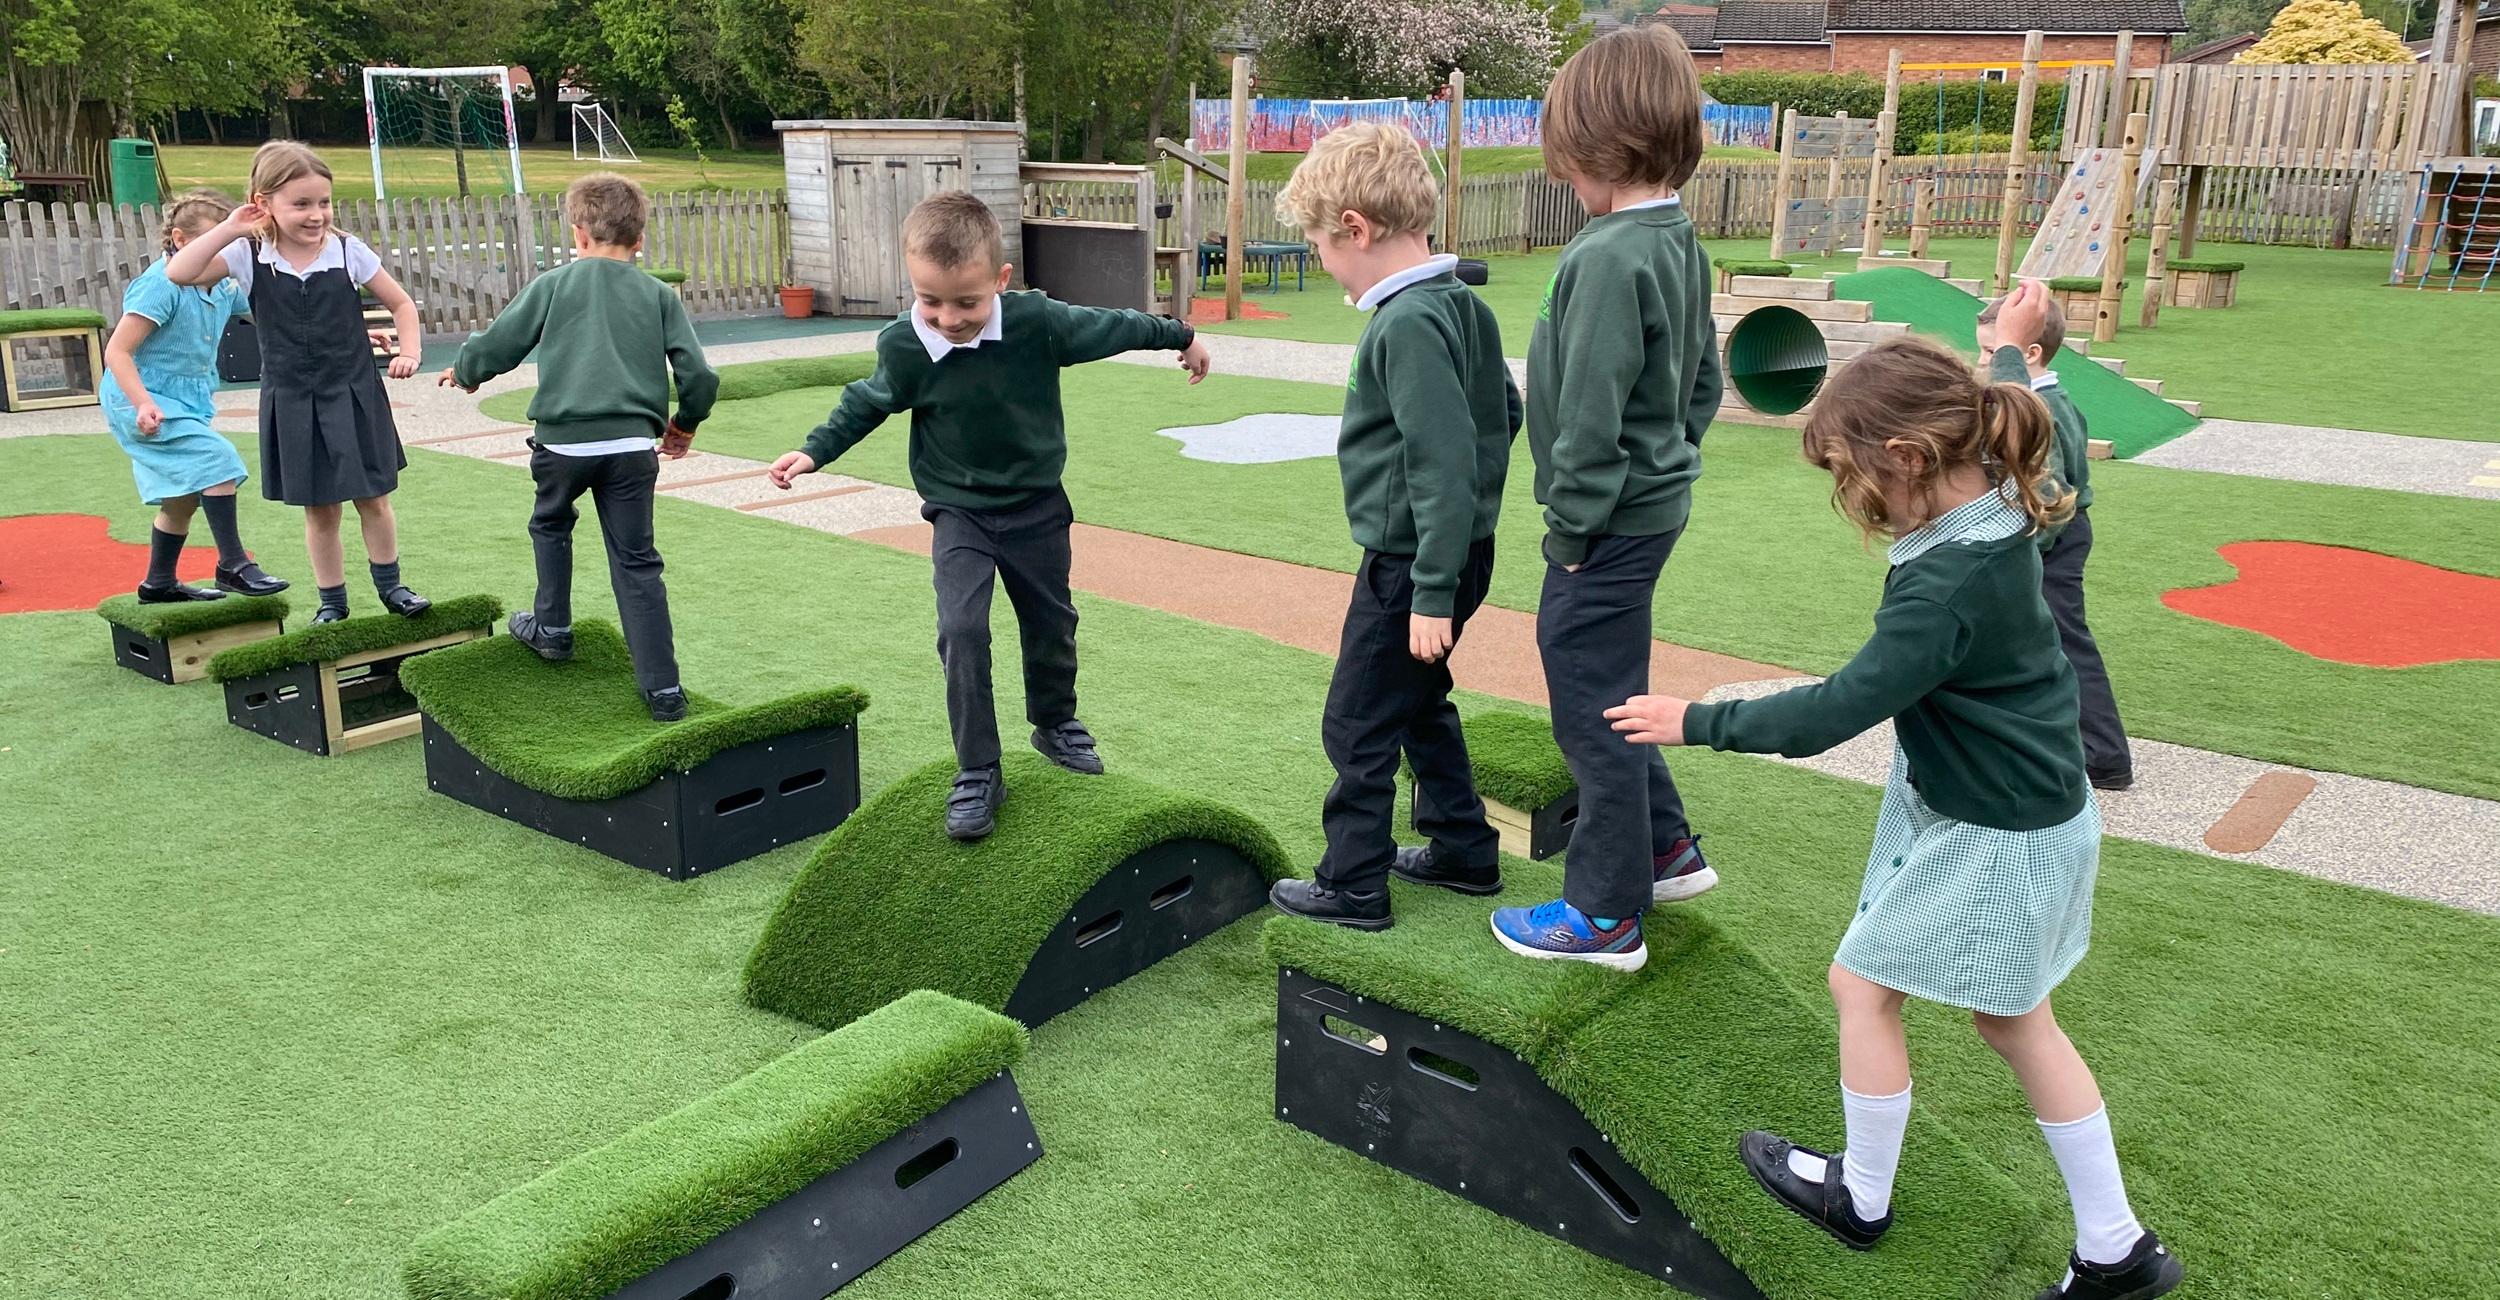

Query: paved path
2134;418;2500;501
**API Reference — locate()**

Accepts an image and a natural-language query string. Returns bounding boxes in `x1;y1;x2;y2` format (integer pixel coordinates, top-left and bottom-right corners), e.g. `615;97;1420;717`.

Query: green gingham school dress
1833;491;2105;1017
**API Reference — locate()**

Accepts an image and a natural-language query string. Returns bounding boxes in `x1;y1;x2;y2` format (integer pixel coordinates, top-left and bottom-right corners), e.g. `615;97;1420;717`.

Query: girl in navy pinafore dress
164;140;430;623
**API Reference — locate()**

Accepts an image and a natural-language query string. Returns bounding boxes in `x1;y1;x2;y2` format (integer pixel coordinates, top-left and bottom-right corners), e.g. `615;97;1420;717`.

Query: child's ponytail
1978;382;2076;535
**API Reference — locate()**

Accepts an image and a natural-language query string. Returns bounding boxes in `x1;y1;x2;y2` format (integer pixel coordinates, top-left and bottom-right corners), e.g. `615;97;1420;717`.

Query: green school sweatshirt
1523;203;1723;568
1337;272;1521;617
1989;346;2093;535
450;256;718;444
1682;525;2088;831
799;291;1192;511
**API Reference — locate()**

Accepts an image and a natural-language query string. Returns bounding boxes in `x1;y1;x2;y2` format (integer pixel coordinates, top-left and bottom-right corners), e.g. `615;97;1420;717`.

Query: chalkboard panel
1021;221;1153;312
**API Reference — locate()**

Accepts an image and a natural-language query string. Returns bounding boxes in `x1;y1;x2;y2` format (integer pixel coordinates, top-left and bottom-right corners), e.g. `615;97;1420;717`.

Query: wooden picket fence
0;190;789;332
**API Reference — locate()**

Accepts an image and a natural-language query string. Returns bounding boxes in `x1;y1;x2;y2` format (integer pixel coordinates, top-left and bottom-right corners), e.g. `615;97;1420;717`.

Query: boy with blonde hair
1265;122;1522;930
767;190;1211;840
1490;25;1724;968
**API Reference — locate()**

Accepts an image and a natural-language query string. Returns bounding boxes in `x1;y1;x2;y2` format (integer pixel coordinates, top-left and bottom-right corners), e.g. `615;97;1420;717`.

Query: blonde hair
901;190;1004;272
1976;295;2067;363
244;140;336;242
1801;335;2074;542
161;189;235;253
565;172;649;246
1273;121;1440;239
1543;25;1707;191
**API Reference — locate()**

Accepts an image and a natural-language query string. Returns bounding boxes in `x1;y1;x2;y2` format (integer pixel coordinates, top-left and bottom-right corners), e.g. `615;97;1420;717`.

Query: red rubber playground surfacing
2163;541;2500;668
0;513;218;615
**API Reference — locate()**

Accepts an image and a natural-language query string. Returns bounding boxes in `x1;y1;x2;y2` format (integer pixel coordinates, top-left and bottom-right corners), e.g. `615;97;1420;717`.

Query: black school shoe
214;562;289;596
645;687;689;723
1031;719;1104;774
136;581;226;604
2089;768;2136;792
1389;844;1502;895
2036;1231;2183;1300
1740;1130;1892;1250
507;612;575;662
311;605;349;623
379;584;432;618
1269;877;1392;930
947;765;1006;841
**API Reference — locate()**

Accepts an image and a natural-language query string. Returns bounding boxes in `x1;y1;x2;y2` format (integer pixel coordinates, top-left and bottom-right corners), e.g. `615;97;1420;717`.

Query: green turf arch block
209;595;500;755
745;754;1295;1031
399;619;868;879
1263;865;2058;1299
402;990;1037;1300
1410;711;1579;861
96;591;292;685
0;307;107;335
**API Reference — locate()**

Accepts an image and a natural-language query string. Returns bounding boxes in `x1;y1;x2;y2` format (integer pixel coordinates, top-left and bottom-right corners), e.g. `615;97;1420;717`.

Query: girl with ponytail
1605;282;2181;1300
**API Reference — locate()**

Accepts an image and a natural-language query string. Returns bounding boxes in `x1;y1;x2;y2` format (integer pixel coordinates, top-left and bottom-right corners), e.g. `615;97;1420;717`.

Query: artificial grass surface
95;590;291;638
1265;899;2054;1300
403;991;1024;1300
8;432;2500;1300
398;619;868;801
205;594;503;682
0;307;107;334
745;754;1294;1031
478;351;876;427
1456;709;1577;810
679;361;2500;801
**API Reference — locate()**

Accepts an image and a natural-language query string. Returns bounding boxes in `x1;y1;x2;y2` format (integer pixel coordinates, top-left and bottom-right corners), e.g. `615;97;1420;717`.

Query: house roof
1649;11;1726;50
1714;1;1832;43
1823;1;2187;34
2173;31;2257;64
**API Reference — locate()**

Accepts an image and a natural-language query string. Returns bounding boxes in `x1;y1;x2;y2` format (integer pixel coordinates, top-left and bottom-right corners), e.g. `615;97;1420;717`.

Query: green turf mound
96;591;291;639
1263;860;2058;1300
745;754;1294;1031
206;594;501;682
479;352;878;424
1831;267;2197;457
402;990;1025;1300
398;618;867;801
0;307;107;335
1456;711;1575;810
2167;258;2244;274
644;265;688;284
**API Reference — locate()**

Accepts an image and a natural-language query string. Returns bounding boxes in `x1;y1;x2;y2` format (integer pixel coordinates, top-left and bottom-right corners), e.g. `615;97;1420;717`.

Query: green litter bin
109;138;159;209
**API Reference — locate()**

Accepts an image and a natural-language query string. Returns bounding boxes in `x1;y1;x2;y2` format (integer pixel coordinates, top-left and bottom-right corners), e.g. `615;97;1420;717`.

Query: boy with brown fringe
1263;122;1522;931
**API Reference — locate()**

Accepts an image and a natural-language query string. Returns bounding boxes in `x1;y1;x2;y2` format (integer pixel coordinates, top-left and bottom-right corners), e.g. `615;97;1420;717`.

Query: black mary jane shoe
946;766;1006;841
379;584;432;618
1389;844;1503;896
135;581;227;604
1031;718;1105;775
214;562;290;596
2035;1231;2183;1300
1269;877;1393;930
1740;1130;1892;1251
311;606;350;624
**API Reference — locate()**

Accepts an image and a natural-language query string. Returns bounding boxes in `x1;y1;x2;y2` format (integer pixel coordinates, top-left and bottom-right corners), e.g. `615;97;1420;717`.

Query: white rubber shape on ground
1153;413;1341;464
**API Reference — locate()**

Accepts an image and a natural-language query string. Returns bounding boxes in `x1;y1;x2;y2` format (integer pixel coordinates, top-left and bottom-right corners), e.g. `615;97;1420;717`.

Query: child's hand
768;451;816;488
1179;338;1211;384
227;202;267;232
1997;278;2051;353
1605;694;1692;746
1409;614;1454;663
434;367;475;393
387;350;421;379
660;424;695;459
134;400;165;436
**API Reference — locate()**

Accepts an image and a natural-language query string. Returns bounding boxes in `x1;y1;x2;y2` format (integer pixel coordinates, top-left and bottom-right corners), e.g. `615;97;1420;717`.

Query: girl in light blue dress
101;190;288;602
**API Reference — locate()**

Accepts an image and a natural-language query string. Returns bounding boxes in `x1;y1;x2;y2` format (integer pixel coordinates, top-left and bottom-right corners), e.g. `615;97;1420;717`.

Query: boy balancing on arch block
768;191;1213;841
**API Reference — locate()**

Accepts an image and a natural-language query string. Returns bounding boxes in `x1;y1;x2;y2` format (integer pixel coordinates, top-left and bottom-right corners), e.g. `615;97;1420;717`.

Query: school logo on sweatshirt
1346;353;1359;394
1538;271;1558;322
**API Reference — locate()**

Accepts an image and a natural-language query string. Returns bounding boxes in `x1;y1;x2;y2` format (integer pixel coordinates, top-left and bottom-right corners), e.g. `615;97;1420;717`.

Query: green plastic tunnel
1725;305;1828;416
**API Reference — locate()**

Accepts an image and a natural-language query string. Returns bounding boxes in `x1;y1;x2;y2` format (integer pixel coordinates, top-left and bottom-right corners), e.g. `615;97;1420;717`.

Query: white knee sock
2039;1107;2144;1266
1785;1083;1911;1219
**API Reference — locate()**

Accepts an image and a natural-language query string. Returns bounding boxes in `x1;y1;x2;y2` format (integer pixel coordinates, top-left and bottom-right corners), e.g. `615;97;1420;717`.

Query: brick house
1645;1;2189;78
2408;1;2500;78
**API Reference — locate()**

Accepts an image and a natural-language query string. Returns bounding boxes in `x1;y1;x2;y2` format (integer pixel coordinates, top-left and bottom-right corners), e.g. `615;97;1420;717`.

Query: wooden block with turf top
208;595;498;754
0;308;106;412
397;619;867;881
745;755;1293;1031
1410;711;1577;861
402;990;1037;1300
96;592;291;685
1261;859;2062;1300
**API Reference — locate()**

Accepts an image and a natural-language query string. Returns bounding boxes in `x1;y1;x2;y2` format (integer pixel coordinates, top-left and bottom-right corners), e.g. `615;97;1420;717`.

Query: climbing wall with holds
2019;147;2162;282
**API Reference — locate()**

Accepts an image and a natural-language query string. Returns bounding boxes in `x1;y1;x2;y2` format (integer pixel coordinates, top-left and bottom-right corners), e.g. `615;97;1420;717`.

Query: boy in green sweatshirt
441;173;716;722
766;190;1211;840
1262;122;1522;931
1490;26;1724;971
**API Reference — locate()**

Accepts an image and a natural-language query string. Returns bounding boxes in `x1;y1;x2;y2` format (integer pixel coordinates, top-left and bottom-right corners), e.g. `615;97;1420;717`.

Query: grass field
5;430;2499;1300
159;144;789;204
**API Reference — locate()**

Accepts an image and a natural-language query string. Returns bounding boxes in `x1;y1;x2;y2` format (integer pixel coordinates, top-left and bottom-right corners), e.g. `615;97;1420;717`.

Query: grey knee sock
369;559;401;597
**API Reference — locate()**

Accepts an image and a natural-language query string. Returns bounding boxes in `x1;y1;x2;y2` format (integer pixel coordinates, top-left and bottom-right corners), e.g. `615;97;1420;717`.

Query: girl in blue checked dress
101;190;288;602
1606;286;2180;1300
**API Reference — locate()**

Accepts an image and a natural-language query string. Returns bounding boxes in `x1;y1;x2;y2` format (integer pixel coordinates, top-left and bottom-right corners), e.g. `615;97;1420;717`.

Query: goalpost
362;66;525;199
570;101;641;164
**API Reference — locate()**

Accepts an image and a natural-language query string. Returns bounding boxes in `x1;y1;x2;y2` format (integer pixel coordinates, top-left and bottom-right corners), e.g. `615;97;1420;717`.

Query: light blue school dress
103;261;251;504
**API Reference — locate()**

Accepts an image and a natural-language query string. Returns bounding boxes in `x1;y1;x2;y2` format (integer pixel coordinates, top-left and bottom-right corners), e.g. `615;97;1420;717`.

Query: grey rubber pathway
2134;418;2500;501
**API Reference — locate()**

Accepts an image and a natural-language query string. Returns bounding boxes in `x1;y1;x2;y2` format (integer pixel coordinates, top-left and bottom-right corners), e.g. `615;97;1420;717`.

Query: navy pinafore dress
247;236;407;506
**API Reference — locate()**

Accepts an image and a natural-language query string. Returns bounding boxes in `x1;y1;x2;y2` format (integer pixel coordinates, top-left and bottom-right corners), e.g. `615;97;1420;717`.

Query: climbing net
2390;160;2500;292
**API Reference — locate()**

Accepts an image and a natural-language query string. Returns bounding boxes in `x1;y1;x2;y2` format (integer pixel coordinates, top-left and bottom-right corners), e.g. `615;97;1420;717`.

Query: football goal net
363;66;525;200
571;101;641;164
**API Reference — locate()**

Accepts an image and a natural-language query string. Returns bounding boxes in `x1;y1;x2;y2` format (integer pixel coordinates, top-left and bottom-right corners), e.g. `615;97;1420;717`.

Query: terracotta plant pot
778;285;816;319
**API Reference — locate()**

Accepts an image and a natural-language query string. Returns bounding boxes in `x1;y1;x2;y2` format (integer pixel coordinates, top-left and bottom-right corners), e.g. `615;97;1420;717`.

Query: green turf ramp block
208;593;503;682
402;990;1031;1300
0;307;107;334
1454;710;1575;811
746;753;1294;1031
97;591;292;640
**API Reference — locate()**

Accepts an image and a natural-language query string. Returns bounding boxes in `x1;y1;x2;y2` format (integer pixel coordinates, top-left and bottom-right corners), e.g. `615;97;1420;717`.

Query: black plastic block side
1002;837;1270;1028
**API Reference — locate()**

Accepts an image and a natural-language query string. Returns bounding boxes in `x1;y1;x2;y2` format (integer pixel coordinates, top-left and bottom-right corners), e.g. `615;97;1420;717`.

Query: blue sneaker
1489;898;1647;972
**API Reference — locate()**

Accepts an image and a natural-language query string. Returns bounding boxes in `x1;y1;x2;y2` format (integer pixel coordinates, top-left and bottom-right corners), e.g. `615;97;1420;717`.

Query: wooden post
1516;173;1533;254
2094;110;2146;344
2456;0;2478;76
2177;164;2207;256
2139;176;2176;329
1863;50;1903;257
1909;177;1934;259
1995;30;2044;292
2102;30;2135;149
1224;52;1250;321
1443;68;1465;255
1769;108;1799;257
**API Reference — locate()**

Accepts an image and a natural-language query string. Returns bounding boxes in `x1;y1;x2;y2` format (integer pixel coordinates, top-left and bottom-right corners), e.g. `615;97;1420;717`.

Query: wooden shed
775;119;1024;317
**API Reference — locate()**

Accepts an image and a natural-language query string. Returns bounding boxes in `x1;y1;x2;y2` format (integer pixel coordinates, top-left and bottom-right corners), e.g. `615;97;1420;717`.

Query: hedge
1703;72;2064;147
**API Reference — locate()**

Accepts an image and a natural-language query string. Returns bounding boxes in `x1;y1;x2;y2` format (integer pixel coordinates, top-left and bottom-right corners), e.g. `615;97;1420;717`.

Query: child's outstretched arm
438;273;553;393
102;314;165;434
163;204;258;287
1540;264;1642;569
1630;596;1973;758
1386;322;1480;662
1045;299;1208;380
768;345;910;488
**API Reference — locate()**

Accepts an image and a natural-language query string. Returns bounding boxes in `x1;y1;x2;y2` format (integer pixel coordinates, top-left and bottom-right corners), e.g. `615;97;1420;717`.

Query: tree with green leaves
2235;0;2414;63
797;0;1019;119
